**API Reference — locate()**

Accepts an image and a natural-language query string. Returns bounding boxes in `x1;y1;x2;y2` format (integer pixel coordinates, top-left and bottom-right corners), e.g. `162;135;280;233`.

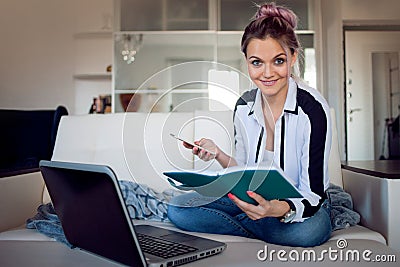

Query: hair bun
255;3;298;29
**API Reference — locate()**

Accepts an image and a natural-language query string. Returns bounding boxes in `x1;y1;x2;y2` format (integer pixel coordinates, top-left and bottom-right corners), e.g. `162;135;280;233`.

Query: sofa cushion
193;110;235;172
0;172;44;232
136;220;387;245
0;228;54;242
123;112;196;192
134;220;387;245
52;112;196;192
1;220;386;248
329;225;386;244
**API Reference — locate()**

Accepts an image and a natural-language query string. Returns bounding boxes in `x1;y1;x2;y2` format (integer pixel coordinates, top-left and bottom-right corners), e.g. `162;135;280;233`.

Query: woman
167;2;332;247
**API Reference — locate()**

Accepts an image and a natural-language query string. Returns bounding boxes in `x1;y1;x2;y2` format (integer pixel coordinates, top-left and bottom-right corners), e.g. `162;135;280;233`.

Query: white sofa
1;110;399;266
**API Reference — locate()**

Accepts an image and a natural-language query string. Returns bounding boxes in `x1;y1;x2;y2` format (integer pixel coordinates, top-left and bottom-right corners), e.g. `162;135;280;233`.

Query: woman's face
246;37;297;99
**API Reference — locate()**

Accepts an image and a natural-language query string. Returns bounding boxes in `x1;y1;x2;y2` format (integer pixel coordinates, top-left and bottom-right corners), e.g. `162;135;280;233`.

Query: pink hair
241;2;300;57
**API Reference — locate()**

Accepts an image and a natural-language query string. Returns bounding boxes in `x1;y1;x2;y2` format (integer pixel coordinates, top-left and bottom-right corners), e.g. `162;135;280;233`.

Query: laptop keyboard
137;233;198;259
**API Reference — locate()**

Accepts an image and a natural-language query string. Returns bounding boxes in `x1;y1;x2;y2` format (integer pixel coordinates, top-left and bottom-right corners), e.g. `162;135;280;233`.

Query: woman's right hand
184;138;218;162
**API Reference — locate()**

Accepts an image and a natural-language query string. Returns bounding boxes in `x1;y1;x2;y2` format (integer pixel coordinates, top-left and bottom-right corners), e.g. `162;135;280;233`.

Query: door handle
349;108;361;114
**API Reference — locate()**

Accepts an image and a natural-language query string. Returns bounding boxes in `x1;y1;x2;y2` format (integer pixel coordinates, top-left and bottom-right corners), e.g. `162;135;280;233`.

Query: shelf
294;30;315;35
73;31;113;39
114;89;209;94
166;18;208;23
74;73;112;80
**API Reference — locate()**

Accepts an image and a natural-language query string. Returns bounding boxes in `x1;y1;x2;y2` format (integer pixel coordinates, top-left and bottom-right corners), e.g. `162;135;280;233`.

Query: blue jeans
167;192;332;247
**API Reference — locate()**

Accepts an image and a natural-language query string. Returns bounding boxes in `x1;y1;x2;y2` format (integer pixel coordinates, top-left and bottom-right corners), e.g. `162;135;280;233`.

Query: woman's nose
262;64;273;78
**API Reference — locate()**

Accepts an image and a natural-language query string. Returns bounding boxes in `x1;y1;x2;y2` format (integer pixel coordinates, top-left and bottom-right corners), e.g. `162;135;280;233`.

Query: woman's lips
261;79;278;86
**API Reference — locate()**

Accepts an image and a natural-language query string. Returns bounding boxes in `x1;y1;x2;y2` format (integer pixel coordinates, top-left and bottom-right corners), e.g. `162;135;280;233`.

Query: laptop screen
40;161;146;267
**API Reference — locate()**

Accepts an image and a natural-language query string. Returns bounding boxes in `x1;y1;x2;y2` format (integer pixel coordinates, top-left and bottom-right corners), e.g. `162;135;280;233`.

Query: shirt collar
248;89;265;126
284;77;298;114
248;77;299;122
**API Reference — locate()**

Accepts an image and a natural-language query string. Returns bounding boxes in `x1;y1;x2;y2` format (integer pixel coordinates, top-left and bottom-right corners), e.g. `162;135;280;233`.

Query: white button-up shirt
233;78;332;222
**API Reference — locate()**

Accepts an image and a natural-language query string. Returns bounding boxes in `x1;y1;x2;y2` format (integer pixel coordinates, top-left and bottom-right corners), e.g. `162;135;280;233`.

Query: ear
290;51;298;67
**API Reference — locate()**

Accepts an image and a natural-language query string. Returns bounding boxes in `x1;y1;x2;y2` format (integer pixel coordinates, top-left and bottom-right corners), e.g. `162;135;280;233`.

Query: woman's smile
246;37;297;99
260;79;278;87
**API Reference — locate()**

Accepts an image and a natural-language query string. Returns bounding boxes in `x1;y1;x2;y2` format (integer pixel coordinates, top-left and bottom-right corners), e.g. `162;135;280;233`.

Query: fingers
228;192;254;211
198;151;214;161
197;149;214;161
192;139;216;161
228;192;272;220
247;191;268;206
182;141;194;149
228;193;260;220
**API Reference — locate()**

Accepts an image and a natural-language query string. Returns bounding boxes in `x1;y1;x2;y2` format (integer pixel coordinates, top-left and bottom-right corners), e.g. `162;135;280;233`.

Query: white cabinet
117;0;312;31
117;0;210;31
112;0;319;113
219;0;311;31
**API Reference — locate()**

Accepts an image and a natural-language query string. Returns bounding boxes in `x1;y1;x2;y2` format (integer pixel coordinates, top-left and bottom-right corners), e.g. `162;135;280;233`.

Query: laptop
39;160;226;267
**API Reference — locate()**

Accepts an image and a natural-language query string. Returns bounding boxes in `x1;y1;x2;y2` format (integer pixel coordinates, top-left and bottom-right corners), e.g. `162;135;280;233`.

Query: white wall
0;0;113;114
0;0;75;111
342;0;400;22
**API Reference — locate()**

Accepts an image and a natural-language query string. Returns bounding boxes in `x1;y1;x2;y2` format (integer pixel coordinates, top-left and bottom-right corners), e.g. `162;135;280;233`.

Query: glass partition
119;0;209;31
113;30;316;113
220;0;311;31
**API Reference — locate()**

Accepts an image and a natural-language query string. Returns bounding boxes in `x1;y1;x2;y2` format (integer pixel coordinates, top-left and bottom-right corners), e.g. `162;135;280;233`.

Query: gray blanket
26;202;71;246
326;183;360;231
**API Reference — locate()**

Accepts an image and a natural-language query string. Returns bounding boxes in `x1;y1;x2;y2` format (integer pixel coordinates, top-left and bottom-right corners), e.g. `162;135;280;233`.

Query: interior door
345;31;400;160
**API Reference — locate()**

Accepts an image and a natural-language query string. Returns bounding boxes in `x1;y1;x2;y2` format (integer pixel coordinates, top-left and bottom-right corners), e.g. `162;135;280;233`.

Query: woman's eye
251;60;261;66
274;58;286;65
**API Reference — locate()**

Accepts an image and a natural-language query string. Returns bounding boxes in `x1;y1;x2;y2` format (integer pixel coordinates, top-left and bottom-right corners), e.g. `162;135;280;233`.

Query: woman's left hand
227;191;290;220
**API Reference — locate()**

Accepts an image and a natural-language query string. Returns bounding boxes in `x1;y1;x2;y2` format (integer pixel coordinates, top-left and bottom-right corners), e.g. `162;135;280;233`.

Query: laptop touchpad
161;233;198;242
